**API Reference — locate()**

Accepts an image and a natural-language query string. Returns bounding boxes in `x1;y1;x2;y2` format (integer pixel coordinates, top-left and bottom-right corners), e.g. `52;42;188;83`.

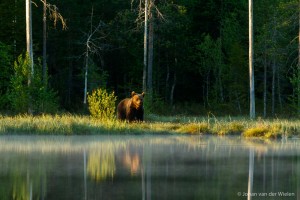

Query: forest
0;0;300;117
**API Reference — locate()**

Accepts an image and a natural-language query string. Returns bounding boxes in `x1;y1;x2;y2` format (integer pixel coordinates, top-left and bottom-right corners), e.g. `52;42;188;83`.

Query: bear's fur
117;91;145;122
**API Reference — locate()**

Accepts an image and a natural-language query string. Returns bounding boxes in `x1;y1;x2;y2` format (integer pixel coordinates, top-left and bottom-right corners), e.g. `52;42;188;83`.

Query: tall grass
0;114;299;138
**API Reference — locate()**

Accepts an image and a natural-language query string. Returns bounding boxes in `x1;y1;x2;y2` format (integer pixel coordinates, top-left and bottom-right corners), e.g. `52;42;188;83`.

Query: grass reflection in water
87;148;116;182
0;136;299;200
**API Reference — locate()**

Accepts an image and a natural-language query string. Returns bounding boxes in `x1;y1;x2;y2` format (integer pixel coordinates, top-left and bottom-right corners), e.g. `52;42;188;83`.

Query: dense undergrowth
0;113;299;139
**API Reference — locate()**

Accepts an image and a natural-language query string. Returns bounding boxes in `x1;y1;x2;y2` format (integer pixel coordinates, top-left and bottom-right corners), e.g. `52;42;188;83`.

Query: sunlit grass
0;114;299;138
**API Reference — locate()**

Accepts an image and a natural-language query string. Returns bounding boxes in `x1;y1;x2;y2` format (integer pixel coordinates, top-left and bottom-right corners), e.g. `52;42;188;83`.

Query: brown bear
117;91;145;122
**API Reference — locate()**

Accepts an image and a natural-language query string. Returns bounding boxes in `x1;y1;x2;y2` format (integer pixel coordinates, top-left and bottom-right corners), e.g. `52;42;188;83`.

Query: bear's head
131;91;145;109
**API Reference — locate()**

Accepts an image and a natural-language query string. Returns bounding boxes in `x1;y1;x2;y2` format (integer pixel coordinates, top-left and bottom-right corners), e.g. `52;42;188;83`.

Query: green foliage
143;93;167;115
288;67;300;113
194;34;226;104
9;54;31;112
87;88;117;120
8;54;58;114
0;0;299;115
88;61;109;92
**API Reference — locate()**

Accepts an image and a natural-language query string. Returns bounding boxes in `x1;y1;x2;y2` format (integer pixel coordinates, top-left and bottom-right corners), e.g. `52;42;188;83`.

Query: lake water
0;135;299;200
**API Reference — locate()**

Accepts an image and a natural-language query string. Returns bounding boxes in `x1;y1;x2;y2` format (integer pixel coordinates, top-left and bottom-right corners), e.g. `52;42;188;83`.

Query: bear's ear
142;92;145;97
131;91;136;97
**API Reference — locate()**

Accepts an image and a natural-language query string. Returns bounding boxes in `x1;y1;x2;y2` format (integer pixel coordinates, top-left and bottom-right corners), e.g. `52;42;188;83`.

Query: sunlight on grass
0;114;299;138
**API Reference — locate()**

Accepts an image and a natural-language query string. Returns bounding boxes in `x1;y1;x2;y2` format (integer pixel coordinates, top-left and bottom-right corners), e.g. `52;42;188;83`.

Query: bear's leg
126;113;134;122
117;111;126;120
136;110;144;122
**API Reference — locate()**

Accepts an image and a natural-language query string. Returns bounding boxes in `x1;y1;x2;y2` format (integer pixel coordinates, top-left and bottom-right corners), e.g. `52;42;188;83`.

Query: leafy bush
8;53;59;114
87;88;117;120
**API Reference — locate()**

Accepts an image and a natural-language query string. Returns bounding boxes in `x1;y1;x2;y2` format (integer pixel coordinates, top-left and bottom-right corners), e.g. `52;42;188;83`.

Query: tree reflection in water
0;136;299;200
6;154;47;200
87;147;116;182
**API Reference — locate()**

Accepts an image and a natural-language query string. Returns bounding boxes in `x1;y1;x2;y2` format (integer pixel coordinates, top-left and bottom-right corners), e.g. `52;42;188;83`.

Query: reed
0;114;299;138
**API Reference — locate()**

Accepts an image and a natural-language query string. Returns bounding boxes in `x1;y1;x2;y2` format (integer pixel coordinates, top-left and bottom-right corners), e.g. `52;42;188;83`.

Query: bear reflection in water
117;91;145;122
123;151;140;175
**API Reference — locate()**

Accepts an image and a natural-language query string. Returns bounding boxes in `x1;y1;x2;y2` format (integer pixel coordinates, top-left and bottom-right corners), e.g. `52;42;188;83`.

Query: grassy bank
0;114;299;138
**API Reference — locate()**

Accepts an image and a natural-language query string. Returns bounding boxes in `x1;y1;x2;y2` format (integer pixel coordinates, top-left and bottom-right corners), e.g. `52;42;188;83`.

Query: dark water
0;135;299;200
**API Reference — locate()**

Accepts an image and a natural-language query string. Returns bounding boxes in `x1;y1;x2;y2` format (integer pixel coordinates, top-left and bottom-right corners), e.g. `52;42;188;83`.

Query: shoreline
0;114;299;138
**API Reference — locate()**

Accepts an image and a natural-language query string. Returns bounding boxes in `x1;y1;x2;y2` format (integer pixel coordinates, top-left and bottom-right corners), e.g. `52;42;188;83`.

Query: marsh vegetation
0;114;299;138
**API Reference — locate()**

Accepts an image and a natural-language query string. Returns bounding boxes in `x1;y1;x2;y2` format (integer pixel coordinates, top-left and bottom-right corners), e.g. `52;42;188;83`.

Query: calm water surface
0;135;299;200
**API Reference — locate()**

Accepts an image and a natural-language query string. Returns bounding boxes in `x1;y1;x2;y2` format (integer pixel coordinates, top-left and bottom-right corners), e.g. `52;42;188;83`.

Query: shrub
87;88;117;120
8;53;59;114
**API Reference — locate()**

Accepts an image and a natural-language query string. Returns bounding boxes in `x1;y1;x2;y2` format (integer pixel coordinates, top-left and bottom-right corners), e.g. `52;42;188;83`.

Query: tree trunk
165;62;169;102
13;0;17;59
218;76;224;103
142;0;148;92
170;73;176;106
249;0;255;119
298;0;300;115
277;66;282;111
206;74;210;107
271;59;276;116
83;50;89;104
147;14;153;101
67;61;73;107
271;14;277;116
42;0;47;86
26;0;34;79
235;91;242;114
263;50;267;118
26;0;34;114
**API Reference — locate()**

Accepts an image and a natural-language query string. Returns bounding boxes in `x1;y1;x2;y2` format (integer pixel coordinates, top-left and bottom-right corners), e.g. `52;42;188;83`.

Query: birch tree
26;0;33;84
147;11;154;101
249;0;255;119
26;0;33;113
83;8;108;105
134;0;164;98
143;0;148;93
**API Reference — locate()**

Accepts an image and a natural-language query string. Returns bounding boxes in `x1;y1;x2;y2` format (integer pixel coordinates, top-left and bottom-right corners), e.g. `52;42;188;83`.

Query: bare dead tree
132;0;164;96
26;0;66;113
26;0;66;82
83;7;108;105
40;0;67;30
40;0;67;86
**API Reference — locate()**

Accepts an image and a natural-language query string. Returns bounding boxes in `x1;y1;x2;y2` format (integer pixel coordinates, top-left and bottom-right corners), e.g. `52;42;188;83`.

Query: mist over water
0;135;299;200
